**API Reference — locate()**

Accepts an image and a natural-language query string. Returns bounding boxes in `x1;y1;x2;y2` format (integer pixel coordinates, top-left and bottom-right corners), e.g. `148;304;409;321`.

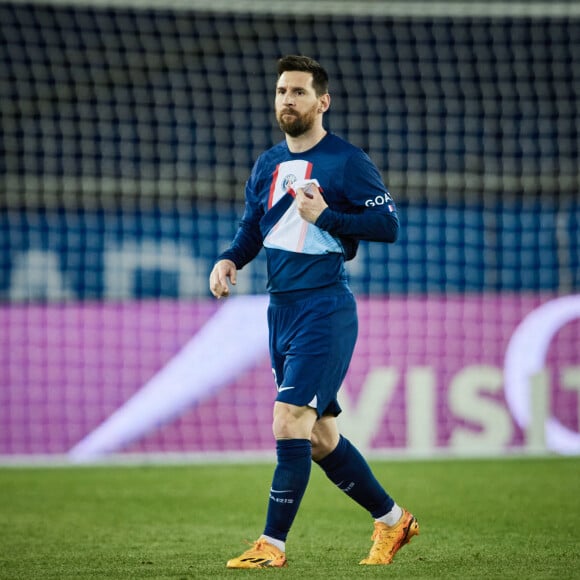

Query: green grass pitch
1;457;579;579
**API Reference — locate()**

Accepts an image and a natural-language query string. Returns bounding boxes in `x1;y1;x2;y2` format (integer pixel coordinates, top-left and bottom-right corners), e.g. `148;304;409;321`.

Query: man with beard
209;55;418;569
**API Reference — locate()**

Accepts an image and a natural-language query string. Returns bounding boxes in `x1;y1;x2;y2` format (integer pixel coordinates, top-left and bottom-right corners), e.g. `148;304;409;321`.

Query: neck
285;126;327;153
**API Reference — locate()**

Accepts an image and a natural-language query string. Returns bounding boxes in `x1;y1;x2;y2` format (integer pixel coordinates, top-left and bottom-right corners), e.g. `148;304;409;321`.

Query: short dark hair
277;55;329;96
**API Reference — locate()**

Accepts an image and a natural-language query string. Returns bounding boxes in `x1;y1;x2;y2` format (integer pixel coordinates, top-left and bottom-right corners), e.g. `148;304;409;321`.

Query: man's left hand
296;184;328;223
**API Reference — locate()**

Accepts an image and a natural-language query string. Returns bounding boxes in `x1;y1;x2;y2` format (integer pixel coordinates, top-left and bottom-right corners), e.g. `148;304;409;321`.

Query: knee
272;412;295;439
311;430;338;462
272;403;316;440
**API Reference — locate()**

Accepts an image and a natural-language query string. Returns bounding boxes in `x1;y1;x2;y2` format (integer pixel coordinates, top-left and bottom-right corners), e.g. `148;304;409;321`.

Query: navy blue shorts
267;284;358;417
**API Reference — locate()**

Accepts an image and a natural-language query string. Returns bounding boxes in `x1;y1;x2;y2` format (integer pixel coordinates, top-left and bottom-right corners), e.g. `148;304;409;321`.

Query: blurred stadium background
1;0;579;462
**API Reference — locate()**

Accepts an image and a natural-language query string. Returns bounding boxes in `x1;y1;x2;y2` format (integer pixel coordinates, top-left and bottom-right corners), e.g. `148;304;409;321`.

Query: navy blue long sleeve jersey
218;132;399;294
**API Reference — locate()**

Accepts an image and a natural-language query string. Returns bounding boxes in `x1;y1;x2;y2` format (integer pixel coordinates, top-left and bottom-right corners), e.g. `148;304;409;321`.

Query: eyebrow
276;84;309;92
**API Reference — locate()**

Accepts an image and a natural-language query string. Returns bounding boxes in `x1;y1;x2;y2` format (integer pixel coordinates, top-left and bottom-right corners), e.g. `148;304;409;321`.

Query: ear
318;93;331;113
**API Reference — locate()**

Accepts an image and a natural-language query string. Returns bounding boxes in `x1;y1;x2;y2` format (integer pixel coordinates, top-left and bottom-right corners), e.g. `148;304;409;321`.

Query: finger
210;280;224;298
210;270;227;298
214;284;229;299
217;276;230;297
298;185;314;199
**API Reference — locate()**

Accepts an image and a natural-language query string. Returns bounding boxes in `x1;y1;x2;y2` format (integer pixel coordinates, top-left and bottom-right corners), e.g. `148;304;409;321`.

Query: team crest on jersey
282;174;297;193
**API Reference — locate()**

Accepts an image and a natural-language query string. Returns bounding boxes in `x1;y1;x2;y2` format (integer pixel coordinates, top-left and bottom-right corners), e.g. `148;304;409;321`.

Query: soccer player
209;55;419;568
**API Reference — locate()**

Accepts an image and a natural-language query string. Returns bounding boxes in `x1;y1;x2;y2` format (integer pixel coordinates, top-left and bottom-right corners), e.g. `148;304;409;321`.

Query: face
275;71;324;138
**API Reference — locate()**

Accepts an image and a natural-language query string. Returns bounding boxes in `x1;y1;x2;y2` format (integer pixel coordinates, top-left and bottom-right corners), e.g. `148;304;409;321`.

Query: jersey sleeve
216;165;265;269
315;148;399;243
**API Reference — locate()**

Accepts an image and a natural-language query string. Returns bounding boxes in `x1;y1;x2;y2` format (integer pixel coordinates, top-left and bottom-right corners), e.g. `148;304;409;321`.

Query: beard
276;106;318;137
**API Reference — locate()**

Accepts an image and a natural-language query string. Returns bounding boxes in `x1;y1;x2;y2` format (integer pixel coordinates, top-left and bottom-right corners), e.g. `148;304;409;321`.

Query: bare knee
311;417;340;462
311;433;336;461
272;402;317;440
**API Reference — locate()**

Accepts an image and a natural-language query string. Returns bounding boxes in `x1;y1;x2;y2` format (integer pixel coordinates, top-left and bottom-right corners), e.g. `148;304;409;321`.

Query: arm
217;214;264;270
209;213;263;299
297;149;399;243
209;173;264;298
315;205;399;243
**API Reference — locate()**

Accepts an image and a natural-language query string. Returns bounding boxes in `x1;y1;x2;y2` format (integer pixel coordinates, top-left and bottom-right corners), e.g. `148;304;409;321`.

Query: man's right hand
209;259;237;299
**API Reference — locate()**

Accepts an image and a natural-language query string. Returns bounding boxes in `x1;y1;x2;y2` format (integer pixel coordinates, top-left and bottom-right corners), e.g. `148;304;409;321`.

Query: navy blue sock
263;438;312;542
316;435;394;518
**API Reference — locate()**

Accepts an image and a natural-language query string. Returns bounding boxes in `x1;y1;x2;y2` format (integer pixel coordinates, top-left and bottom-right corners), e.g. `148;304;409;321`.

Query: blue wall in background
2;199;578;301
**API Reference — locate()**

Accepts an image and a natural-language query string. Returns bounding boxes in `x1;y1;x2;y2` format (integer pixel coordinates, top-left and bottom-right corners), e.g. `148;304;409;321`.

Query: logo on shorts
272;368;295;392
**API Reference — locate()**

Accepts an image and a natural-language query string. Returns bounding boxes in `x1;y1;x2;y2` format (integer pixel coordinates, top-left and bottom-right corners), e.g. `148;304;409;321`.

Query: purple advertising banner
1;294;579;460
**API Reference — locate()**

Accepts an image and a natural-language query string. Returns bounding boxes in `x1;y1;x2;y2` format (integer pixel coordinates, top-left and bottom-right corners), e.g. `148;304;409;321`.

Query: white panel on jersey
264;160;342;255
